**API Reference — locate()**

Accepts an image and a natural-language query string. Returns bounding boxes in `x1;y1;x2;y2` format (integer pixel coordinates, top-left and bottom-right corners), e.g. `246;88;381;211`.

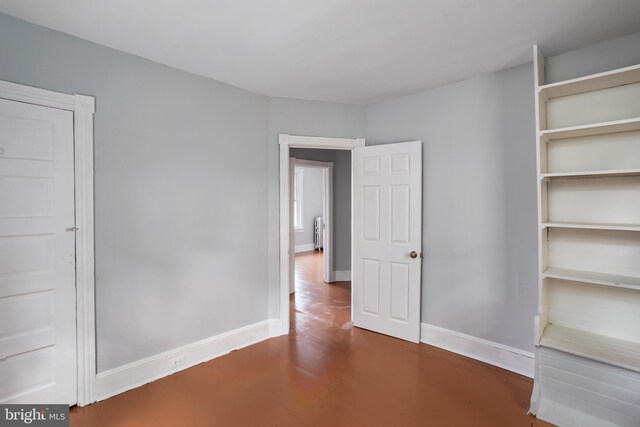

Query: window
294;167;303;231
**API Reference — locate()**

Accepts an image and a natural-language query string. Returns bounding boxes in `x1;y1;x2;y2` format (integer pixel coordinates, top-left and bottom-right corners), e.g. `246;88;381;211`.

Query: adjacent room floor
71;251;552;426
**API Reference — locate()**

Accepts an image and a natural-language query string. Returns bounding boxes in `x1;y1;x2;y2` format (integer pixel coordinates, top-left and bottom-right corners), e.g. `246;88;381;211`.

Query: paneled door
0;97;77;404
352;141;422;343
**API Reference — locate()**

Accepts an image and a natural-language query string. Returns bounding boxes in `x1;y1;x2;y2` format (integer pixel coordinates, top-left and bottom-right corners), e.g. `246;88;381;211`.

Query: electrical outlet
169;355;185;369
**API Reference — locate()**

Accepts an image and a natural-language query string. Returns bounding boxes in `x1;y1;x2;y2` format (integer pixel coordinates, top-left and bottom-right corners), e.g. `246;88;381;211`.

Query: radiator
314;216;323;250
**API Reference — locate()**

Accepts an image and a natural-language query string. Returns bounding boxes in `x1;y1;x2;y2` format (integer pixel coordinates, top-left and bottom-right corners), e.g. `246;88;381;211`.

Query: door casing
278;135;364;335
0;80;96;406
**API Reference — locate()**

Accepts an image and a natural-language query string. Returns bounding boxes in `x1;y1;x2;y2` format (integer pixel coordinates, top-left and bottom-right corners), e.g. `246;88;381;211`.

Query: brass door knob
409;251;418;259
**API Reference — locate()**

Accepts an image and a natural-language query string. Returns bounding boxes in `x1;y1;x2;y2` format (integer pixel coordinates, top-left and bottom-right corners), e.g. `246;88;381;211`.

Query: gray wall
289;148;352;271
366;31;640;353
367;64;538;352
295;166;323;247
0;13;269;372
2;9;638;367
333;150;352;272
267;98;366;317
545;32;640;84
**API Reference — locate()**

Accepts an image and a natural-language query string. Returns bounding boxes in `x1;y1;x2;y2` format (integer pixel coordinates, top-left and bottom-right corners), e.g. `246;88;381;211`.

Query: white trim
268;318;284;338
324;164;333;284
350;149;355;323
293;158;334;169
420;323;535;378
536;398;621;427
0;80;78;111
74;94;96;113
295;243;315;253
286;135;365;150
94;319;280;402
334;270;352;281
279;136;291;335
0;81;96;406
73;94;96;407
279;134;363;336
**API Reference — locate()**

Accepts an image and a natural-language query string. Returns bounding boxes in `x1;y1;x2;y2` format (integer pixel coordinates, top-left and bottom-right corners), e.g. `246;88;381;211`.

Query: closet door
0;97;77;404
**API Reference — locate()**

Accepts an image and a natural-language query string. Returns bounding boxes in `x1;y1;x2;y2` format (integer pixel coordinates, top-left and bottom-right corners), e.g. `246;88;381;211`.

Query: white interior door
0;98;77;404
352;141;422;343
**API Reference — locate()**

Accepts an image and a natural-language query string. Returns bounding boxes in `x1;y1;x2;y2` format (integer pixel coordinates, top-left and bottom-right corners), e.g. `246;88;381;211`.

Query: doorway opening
279;135;423;343
278;135;364;335
290;158;333;289
289;152;354;333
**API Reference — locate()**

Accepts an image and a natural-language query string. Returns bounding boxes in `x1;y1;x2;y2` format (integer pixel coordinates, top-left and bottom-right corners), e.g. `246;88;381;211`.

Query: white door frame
291;158;333;284
0;80;96;406
279;135;365;335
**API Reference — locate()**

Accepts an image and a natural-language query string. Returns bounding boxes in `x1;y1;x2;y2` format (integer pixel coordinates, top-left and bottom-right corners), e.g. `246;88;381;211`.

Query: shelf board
543;267;640;291
541;169;640;179
539;63;640;99
542;222;640;232
540;117;640;141
540;324;640;373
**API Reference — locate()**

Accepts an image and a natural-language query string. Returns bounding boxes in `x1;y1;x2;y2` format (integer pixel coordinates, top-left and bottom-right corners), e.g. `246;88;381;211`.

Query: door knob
409;251;418;259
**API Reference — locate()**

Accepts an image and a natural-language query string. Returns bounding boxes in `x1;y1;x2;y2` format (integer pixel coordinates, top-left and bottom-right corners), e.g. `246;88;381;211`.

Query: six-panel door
352;141;422;343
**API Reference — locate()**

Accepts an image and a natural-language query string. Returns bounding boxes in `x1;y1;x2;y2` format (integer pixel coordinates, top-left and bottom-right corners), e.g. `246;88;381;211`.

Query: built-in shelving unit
543;267;640;291
541;221;640;232
540;117;640;140
531;46;640;426
541;168;640;179
538;63;640;99
540;324;640;373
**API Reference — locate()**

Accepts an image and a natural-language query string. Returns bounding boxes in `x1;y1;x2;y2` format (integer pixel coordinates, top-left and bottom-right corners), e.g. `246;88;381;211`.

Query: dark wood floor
71;251;552;426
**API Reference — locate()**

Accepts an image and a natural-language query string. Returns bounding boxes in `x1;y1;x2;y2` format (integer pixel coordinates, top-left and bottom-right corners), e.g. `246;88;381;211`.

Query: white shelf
539;63;640;99
543;267;640;291
541;169;640;179
540;324;640;373
535;47;640;392
540;117;640;141
542;222;640;232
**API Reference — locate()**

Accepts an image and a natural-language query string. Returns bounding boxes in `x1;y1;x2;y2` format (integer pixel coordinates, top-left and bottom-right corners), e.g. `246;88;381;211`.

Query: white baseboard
420;323;534;378
334;270;351;281
269;318;285;337
537;398;621;427
295;243;315;253
94;318;280;402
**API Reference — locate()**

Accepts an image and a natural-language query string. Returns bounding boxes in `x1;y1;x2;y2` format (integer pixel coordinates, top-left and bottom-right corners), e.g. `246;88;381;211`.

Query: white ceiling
1;0;640;104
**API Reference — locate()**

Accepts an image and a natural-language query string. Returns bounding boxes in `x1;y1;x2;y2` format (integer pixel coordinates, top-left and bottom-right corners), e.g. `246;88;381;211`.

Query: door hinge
65;227;78;232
